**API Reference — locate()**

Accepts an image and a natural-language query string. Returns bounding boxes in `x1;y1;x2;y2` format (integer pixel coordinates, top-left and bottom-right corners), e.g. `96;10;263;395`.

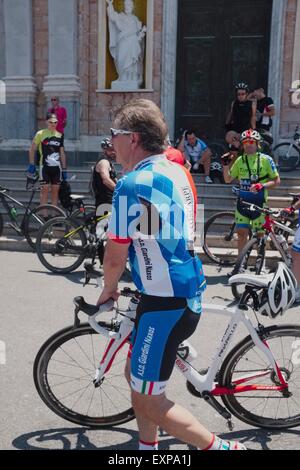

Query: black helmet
101;138;113;149
235;82;249;92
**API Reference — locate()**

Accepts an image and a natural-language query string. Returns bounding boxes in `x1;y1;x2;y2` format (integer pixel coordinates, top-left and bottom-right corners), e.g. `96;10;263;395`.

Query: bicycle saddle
70;194;87;200
228;272;274;288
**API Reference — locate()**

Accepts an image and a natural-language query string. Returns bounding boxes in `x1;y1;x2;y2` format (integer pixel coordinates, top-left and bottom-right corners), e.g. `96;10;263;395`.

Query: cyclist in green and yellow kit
222;129;280;254
27;113;67;207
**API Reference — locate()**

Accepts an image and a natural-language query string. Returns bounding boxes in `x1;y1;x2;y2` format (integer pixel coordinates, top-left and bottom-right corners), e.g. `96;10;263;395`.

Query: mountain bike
33;280;300;430
230;199;299;299
35;212;109;274
0;180;65;249
273;125;300;172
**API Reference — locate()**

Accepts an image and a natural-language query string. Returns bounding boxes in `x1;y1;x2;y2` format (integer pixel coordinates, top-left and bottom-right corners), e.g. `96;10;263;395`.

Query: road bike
230;198;299;299
35;211;109;274
273;125;300;172
34;278;300;430
0;179;65;249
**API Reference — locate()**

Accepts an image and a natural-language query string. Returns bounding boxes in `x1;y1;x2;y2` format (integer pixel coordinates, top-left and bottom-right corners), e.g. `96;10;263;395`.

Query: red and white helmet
240;129;261;143
258;263;297;318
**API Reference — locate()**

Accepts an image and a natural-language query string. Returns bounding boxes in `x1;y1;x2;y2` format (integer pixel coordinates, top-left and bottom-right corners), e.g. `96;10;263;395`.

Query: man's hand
280;206;295;218
221;152;233;166
27;163;36;174
97;286;119;307
250;183;264;193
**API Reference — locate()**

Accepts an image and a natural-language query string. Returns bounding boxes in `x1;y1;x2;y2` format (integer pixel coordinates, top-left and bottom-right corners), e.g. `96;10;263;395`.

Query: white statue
106;0;147;90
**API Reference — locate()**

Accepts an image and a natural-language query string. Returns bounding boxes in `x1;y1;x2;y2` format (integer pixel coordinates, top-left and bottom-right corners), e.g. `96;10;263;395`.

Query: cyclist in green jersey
223;129;280;254
28;114;67;207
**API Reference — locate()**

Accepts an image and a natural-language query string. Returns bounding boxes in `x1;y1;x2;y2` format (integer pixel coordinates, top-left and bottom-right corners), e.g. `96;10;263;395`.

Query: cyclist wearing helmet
225;83;256;134
223;129;280;254
97;98;246;451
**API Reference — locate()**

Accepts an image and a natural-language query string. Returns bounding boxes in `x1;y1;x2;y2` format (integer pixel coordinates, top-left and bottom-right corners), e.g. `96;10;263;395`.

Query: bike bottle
10;206;17;220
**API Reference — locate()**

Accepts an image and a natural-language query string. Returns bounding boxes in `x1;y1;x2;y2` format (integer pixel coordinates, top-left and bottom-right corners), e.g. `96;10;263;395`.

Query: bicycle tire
33;323;134;428
219;324;300;429
230;236;265;300
24;204;66;250
203;212;237;266
35;216;87;274
273;143;300;172
0;213;3;237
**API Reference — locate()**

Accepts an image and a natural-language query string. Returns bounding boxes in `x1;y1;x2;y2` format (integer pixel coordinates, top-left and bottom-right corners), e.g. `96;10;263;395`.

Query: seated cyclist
281;197;300;305
96;98;246;451
222;129;280;255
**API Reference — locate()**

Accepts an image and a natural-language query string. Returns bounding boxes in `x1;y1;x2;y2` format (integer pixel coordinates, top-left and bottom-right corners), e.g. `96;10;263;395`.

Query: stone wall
280;0;300;137
33;0;48;129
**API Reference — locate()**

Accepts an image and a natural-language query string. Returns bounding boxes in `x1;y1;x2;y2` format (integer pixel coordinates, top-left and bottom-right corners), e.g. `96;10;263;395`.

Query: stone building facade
0;0;299;165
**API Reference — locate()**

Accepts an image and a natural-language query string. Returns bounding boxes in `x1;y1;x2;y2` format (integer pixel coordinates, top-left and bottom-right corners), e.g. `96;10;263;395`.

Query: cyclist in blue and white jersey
96;98;246;451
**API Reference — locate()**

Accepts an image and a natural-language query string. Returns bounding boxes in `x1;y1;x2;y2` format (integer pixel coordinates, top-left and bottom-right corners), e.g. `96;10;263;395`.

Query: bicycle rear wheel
230;236;265;300
203;212;237;266
36;216;87;273
273;143;300;172
219;325;300;429
33;323;134;428
24;204;66;250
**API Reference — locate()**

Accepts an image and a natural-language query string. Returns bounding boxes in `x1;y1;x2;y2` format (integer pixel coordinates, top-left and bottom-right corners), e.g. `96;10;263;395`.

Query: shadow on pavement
11;426;194;451
219;428;300;451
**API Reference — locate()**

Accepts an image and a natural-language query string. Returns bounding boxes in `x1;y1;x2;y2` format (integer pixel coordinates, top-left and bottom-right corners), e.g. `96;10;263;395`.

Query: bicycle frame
84;300;288;397
0;187;36;233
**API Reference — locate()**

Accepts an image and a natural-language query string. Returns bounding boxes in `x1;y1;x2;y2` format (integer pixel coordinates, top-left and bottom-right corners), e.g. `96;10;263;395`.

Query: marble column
1;0;37;140
268;0;287;142
161;0;178;141
43;0;81;140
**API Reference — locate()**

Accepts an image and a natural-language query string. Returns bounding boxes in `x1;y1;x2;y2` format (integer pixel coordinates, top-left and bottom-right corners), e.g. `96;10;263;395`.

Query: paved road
0;251;300;450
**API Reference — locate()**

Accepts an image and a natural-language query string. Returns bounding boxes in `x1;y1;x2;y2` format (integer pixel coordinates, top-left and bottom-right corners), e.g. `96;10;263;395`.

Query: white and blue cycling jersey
108;154;206;299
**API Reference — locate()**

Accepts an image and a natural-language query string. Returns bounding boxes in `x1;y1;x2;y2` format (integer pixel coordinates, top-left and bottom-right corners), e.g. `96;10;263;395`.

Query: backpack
59;180;72;209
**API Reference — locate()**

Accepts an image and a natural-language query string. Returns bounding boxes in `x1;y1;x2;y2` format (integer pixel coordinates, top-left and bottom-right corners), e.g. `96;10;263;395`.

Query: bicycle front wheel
24;204;66;250
273;143;300;172
203;212;237;266
219;325;300;429
36;216;87;273
33;323;134;428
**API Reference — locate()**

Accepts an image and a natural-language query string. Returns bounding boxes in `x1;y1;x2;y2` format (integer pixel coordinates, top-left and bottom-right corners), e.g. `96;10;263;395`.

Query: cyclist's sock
139;440;159;451
202;434;246;450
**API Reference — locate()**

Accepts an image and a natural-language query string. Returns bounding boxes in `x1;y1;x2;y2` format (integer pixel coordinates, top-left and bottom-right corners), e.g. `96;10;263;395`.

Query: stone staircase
0;165;299;257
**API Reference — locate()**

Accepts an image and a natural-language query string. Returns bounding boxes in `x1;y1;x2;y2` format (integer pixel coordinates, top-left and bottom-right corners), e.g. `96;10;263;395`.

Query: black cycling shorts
40;166;62;185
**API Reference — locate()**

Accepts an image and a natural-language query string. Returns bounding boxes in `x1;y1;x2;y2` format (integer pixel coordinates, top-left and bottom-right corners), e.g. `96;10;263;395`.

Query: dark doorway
175;0;273;141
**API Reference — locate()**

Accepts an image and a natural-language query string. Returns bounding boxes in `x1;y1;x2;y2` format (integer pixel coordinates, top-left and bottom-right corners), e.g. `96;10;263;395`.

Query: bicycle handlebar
241;201;280;217
73;296;117;338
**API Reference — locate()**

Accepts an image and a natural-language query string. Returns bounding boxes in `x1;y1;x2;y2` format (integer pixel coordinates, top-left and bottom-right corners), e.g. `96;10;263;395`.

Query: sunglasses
110;128;133;138
242;139;256;145
51;98;58;102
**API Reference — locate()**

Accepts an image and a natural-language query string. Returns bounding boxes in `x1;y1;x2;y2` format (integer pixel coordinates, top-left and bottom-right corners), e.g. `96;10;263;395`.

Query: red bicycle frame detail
211;339;288;396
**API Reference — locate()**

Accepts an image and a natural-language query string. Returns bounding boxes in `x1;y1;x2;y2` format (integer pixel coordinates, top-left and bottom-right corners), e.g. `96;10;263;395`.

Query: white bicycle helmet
235;82;249;92
258;263;297;318
240;129;261;143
